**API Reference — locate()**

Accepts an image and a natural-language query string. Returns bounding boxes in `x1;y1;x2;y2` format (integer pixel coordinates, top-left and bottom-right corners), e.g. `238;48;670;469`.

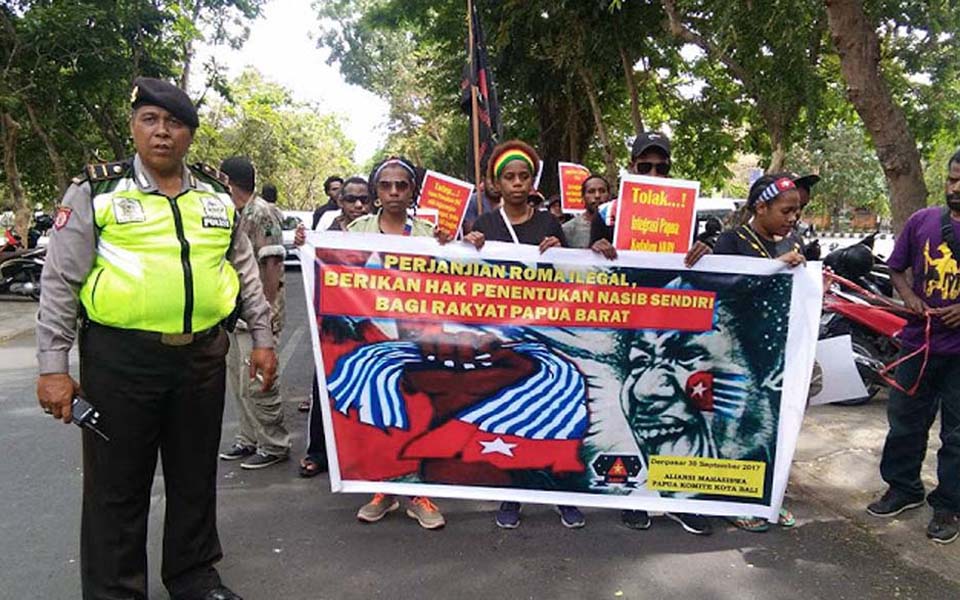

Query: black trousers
880;351;960;512
305;374;327;460
80;323;229;600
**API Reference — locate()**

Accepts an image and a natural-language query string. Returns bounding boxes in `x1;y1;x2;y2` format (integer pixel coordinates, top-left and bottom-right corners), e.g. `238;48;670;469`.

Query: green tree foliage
318;0;956;227
191;68;356;209
786;123;889;222
0;0;264;221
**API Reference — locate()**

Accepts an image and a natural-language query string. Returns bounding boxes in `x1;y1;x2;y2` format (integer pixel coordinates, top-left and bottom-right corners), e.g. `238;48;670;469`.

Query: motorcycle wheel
24;268;41;301
835;333;884;406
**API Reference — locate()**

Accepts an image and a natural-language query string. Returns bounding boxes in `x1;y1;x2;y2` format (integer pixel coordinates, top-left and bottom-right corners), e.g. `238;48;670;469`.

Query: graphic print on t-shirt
923;241;960;301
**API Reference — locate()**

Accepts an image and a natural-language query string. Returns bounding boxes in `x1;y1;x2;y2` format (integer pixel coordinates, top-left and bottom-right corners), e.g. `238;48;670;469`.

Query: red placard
612;175;699;254
558;162;591;213
417;171;474;236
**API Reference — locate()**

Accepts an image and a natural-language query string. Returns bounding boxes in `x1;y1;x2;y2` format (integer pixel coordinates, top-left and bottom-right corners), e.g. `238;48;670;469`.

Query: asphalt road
1;271;958;600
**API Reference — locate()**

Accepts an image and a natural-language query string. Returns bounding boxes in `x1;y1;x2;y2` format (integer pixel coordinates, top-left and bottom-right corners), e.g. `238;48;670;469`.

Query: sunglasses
377;180;411;192
634;162;671;176
341;194;369;204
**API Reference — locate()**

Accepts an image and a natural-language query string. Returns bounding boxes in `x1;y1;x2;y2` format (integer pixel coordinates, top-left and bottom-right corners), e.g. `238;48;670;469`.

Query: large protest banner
301;233;820;520
613;174;699;254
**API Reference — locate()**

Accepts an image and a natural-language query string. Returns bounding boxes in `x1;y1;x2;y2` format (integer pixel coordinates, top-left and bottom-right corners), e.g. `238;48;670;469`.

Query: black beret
220;157;256;193
130;77;199;129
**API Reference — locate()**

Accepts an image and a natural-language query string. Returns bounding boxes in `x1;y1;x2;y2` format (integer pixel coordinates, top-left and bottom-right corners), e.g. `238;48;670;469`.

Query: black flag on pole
460;0;501;184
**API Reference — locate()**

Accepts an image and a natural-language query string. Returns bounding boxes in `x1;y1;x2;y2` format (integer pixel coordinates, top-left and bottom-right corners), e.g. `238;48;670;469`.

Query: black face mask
947;192;960;213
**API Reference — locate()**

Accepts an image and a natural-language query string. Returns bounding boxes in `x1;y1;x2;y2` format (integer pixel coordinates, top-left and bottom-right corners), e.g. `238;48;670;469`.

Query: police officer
36;77;276;600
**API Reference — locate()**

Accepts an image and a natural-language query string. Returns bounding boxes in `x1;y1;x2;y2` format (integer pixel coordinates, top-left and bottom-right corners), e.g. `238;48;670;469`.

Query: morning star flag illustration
301;233;821;521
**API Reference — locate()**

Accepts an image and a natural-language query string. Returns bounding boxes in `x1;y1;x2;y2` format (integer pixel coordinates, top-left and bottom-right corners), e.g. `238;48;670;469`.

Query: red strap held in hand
824;271;930;397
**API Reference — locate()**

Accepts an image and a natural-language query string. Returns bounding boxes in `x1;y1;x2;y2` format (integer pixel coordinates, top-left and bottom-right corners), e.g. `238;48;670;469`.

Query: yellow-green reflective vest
79;179;239;333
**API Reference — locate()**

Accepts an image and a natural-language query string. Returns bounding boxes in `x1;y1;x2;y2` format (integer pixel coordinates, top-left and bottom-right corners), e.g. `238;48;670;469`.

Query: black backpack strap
940;207;960;259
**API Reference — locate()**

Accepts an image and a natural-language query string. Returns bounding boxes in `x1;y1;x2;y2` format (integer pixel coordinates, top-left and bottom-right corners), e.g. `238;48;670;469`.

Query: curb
0;323;34;345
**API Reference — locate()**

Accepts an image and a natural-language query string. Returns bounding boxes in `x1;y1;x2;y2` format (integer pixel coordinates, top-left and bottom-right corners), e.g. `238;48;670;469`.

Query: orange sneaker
356;493;399;523
406;496;445;529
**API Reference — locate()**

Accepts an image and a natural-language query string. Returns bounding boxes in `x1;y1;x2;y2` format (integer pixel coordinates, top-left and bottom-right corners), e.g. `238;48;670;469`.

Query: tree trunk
618;43;644;135
80;99;128;159
824;0;927;233
578;67;618;184
767;121;787;172
179;2;205;90
1;112;30;241
566;92;580;163
24;101;69;193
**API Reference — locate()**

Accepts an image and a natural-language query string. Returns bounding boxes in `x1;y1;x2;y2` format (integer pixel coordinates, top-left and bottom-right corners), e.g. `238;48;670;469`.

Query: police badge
113;198;146;224
201;197;231;229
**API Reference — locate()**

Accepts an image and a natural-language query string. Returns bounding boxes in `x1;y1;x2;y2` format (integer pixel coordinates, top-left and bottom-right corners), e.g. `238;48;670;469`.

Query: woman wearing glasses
347;158;437;237
346;156;449;530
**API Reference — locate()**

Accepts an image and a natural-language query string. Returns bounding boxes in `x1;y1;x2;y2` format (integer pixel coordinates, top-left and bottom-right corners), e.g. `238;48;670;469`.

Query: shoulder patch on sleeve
53;206;73;230
85;160;130;182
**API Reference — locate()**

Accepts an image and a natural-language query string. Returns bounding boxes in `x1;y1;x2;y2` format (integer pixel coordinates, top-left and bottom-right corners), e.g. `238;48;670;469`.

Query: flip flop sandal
299;456;325;478
727;515;770;533
778;507;796;528
297;398;311;412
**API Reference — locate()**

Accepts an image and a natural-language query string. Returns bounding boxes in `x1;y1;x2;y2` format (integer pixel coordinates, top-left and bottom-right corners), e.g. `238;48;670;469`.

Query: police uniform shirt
37;154;274;375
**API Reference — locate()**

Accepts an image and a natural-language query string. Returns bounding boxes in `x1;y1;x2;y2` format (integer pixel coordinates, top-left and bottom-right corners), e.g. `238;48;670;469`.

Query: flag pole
467;0;483;213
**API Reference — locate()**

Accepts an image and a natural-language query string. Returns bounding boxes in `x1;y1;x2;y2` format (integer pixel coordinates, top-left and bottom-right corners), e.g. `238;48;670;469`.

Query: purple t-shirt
887;206;960;354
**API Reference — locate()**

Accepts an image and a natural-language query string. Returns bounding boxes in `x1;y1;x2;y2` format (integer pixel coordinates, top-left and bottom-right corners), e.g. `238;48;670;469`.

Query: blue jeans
880;351;960;512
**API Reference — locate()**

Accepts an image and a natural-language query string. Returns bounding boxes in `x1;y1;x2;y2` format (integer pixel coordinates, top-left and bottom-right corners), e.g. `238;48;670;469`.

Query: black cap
788;171;821;191
130;77;199;129
220;157;256;193
631;131;671;160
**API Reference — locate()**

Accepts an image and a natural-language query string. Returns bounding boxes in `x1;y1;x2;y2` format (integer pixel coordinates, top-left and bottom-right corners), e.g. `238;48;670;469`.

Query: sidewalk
792;399;960;585
0;298;37;343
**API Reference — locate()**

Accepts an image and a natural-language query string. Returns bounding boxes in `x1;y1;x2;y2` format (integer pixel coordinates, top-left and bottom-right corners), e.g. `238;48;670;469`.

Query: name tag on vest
201;198;231;229
113;198;146;224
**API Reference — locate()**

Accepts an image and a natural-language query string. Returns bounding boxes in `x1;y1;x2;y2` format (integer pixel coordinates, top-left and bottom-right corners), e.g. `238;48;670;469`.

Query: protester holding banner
707;173;808;532
461;140;586;529
583;132;711;534
563;175;609;249
344;156;448;529
712;174;805;267
589;131;709;266
295;177;372;478
465;141;566;254
865;151;960;545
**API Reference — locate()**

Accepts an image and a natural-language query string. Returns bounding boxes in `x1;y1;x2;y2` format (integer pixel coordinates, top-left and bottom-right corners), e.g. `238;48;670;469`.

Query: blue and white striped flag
326;341;587;439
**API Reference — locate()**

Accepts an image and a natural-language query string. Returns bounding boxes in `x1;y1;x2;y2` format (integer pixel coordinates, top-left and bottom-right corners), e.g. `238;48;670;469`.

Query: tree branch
660;0;755;93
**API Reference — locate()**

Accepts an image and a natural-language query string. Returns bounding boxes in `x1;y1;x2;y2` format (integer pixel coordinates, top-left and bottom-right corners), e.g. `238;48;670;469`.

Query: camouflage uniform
227;196;290;457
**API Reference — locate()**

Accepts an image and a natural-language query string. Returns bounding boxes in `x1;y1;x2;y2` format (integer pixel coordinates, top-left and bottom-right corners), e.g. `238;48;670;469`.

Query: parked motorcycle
820;233;905;405
0;245;46;300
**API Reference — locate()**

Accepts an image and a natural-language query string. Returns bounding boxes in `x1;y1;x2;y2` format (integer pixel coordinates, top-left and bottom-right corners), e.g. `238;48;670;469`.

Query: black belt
88;322;221;346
